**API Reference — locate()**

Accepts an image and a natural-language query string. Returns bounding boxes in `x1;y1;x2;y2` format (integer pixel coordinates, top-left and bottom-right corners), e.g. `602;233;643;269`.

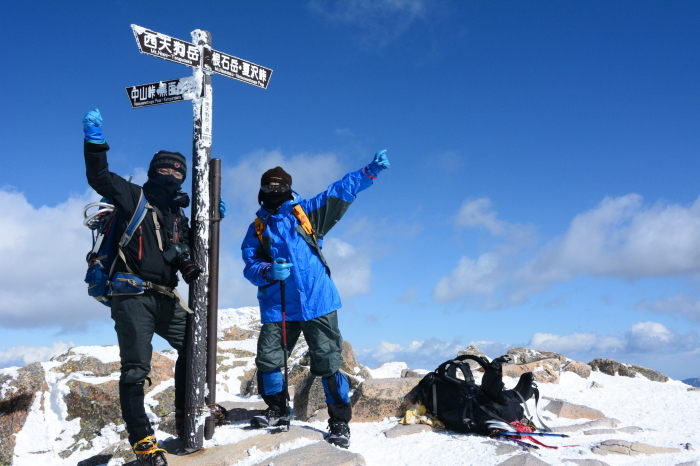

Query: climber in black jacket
83;108;201;466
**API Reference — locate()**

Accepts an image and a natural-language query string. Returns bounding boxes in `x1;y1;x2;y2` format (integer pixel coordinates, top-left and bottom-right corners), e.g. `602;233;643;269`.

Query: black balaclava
259;166;294;210
148;151;187;191
145;151;188;207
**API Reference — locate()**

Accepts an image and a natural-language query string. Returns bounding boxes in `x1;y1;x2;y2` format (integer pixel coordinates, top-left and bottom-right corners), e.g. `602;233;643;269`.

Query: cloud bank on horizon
358;320;699;378
434;194;700;314
2;157;698;377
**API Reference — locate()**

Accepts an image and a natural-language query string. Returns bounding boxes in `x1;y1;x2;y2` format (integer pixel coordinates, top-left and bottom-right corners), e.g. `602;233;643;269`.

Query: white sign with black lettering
204;49;273;89
130;24;273;89
125;78;197;108
132;25;200;67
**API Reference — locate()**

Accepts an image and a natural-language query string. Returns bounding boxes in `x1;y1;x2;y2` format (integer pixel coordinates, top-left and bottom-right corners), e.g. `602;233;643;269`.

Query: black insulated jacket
84;141;191;288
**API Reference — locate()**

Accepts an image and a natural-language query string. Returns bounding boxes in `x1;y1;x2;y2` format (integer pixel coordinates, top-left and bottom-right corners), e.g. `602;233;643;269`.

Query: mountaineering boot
326;420;351;448
250;404;290;428
133;435;167;466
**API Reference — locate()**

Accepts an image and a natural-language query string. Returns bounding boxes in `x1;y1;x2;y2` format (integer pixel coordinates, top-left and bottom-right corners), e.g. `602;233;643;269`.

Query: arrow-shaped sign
125;77;198;108
131;24;273;89
132;25;201;67
204;49;272;89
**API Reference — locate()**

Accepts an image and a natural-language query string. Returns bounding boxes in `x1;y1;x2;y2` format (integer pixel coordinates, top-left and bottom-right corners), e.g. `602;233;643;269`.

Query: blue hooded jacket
242;166;376;323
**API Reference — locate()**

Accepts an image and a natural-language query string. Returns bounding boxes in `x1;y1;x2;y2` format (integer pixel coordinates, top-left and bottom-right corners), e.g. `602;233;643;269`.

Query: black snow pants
111;290;189;445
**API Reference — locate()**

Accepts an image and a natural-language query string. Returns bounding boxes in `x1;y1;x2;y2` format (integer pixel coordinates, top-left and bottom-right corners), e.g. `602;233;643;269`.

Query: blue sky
1;1;699;380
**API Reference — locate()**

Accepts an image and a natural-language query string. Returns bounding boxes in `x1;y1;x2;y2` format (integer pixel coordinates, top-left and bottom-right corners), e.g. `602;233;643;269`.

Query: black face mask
144;178;187;209
150;173;184;191
259;189;293;210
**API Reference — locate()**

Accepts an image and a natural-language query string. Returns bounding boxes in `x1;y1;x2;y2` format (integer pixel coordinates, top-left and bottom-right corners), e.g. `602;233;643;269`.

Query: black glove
180;261;203;284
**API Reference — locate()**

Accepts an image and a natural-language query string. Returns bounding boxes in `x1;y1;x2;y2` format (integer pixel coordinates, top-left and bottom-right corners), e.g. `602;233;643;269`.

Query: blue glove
269;258;293;281
367;149;390;177
83;109;102;126
219;197;226;219
83;109;105;144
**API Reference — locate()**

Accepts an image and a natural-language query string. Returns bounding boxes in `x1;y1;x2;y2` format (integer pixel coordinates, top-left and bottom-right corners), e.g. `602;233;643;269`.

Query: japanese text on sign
125;78;195;108
132;25;200;67
204;49;272;89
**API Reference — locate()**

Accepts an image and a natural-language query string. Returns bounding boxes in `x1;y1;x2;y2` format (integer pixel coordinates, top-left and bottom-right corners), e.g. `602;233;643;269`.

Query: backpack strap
118;191;149;248
150;207;164;252
254;205;316;245
110;190;157;277
254;217;265;245
292;204;315;236
511;386;552;432
453;354;491;372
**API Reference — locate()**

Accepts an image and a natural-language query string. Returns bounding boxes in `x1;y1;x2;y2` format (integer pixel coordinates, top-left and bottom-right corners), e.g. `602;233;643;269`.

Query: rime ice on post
126;24;273;452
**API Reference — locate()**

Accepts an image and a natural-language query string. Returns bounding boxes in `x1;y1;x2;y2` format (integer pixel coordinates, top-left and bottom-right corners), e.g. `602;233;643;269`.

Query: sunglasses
260;184;291;193
155;167;184;180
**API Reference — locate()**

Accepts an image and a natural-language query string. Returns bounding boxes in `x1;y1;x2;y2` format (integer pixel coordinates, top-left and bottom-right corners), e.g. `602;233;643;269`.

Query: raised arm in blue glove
267;258;293;281
366;149;390;177
219;197;227;219
83;108;105;144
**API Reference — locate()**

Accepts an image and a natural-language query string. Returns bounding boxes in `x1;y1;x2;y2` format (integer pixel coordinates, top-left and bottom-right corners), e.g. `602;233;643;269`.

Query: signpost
127;24;272;452
125;78;196;108
132;26;201;67
205;49;272;88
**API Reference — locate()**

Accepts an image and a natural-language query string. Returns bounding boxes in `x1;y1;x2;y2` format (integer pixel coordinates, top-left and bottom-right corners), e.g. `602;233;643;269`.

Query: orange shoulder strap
254;218;265;245
292;204;315;236
254;205;315;246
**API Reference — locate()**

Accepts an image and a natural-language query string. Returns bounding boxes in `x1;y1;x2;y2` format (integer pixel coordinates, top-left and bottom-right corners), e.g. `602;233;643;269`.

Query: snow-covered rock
1;307;699;466
589;358;669;382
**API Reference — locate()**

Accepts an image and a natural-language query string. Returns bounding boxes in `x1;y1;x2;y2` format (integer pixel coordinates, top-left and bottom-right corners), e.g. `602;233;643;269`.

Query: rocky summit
0;307;697;466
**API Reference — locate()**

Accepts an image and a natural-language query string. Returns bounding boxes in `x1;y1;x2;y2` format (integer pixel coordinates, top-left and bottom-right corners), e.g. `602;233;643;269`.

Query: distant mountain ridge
683;377;700;387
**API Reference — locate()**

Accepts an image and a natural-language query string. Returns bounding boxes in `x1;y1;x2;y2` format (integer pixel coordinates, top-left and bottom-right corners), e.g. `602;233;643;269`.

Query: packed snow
4;307;699;465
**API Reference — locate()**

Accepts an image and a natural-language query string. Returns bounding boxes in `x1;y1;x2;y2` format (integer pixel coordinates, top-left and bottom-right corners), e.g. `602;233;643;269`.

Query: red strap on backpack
510;421;558;449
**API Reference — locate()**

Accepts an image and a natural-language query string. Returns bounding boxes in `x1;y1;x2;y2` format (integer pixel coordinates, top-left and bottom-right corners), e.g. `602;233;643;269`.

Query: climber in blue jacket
241;150;390;448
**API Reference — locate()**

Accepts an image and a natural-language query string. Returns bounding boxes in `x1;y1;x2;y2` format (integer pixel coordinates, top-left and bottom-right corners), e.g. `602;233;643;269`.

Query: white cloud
625;321;680;353
636;294;700;321
357;338;514;371
529;332;626;355
0;188;104;328
521;194;700;283
433;253;502;301
433;199;536;305
323;238;372;298
356;320;700;379
434;194;700;309
358;337;463;370
469;341;513;359
0;165;181;330
356;321;698;376
456;198;507;235
528;321;697;356
307;0;427;47
0;341;72;367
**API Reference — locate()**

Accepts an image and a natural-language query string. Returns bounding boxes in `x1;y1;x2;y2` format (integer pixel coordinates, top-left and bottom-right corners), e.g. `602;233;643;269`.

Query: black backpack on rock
417;354;543;435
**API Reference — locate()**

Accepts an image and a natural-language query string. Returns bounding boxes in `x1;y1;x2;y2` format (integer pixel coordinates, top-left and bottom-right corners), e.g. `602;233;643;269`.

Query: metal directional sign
125;78;197;108
132;25;201;67
131;24;273;89
127;25;273;450
204;49;272;89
